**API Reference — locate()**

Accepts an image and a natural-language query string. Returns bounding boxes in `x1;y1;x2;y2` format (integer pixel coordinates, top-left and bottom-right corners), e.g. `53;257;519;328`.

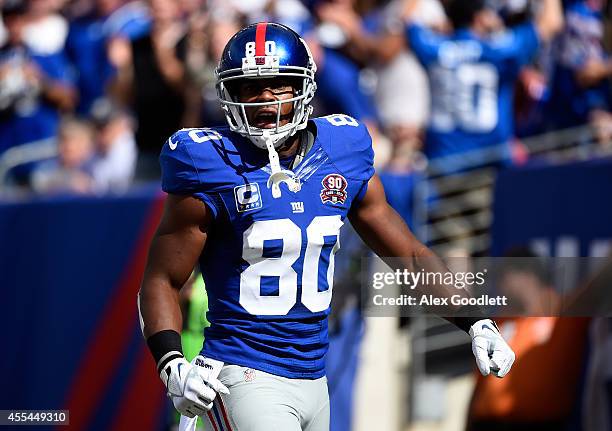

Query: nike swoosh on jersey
169;136;178;150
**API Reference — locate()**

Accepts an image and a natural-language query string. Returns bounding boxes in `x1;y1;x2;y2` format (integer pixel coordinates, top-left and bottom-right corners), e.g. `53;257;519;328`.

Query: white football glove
469;319;515;378
160;355;229;418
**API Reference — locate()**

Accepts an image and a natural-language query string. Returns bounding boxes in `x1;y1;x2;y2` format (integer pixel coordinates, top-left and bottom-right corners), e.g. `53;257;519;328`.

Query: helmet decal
255;22;267;57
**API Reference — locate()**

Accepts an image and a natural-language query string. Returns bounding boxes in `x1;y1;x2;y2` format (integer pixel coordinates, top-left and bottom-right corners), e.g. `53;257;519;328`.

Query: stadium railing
0;138;57;192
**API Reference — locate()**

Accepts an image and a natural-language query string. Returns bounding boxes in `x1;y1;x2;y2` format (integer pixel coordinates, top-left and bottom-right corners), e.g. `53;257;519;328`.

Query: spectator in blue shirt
548;0;612;139
0;0;76;158
65;0;150;115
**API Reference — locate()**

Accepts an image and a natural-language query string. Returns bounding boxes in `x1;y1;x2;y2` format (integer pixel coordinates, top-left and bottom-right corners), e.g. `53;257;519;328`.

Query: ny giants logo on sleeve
320;174;348;205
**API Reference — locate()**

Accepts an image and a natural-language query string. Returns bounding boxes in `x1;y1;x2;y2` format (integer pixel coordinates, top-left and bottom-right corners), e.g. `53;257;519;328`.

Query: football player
138;22;514;431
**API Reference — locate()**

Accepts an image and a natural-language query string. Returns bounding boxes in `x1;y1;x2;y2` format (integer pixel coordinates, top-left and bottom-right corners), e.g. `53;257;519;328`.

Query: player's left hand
469;319;515;378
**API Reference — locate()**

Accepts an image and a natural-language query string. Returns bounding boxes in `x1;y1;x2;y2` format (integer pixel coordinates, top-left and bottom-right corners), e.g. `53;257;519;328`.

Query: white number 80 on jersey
239;216;343;315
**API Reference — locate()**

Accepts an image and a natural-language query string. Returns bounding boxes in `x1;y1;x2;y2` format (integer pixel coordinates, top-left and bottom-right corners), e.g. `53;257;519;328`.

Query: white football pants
180;363;329;431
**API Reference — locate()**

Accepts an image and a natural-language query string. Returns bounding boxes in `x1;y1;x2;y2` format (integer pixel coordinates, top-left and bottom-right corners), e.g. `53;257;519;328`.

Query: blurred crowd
0;0;610;196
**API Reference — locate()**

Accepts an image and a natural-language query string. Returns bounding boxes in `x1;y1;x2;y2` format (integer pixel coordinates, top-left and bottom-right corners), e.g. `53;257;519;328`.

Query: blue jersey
407;23;539;160
160;115;374;379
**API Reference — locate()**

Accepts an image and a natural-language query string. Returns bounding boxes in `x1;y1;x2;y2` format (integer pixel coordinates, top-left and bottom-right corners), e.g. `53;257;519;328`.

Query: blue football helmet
216;22;317;150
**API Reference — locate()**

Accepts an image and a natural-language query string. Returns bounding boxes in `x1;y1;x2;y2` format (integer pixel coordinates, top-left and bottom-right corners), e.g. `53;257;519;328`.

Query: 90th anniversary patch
320;174;348;205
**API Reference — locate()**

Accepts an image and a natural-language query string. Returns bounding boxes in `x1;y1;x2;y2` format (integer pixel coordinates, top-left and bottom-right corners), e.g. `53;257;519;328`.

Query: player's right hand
160;357;230;417
469;319;515;378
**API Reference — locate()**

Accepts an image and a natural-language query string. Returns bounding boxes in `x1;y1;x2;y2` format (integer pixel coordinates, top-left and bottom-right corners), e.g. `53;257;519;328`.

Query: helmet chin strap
263;130;301;198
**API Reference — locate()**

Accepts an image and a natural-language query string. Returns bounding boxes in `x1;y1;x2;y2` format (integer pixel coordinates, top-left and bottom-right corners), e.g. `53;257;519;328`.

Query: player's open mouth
253;110;279;128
